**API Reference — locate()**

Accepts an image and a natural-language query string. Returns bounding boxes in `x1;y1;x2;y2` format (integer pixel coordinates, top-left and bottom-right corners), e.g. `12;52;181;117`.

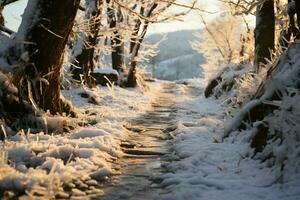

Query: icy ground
160;79;300;200
0;79;299;199
0;84;155;198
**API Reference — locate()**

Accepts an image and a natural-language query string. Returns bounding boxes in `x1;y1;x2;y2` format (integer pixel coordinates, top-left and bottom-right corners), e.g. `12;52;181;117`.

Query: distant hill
144;29;206;80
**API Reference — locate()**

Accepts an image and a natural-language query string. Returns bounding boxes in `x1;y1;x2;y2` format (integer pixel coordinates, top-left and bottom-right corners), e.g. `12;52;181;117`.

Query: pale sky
3;0;220;33
3;0;26;31
148;0;220;33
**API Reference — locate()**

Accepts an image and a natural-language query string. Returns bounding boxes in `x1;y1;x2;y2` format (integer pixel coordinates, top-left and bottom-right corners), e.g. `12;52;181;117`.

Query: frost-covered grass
159;79;300;200
1;48;300;199
160;42;300;200
0;84;156;198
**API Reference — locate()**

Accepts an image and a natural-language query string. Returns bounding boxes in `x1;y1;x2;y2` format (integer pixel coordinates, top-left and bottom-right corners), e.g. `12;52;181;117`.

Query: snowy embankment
0;84;157;198
159;79;300;200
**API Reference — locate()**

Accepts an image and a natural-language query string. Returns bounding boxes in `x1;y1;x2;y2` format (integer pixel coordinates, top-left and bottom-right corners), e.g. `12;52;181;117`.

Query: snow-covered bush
193;11;254;82
192;10;256;106
225;41;300;181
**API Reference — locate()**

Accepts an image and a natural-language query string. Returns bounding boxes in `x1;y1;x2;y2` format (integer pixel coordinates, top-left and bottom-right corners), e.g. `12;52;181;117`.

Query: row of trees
69;0;196;87
215;0;300;152
201;0;300;96
228;0;300;71
0;0;195;134
198;0;300;121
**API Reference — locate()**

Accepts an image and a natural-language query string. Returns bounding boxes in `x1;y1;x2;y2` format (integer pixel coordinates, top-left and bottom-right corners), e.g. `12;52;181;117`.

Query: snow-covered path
99;83;178;199
58;81;300;199
1;80;299;200
157;80;300;200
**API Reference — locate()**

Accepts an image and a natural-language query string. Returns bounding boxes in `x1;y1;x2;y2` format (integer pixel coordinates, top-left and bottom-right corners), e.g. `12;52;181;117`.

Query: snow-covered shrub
193;11;254;82
0;127;121;198
204;63;251;98
193;10;256;105
225;41;300;180
261;93;300;176
202;61;265;113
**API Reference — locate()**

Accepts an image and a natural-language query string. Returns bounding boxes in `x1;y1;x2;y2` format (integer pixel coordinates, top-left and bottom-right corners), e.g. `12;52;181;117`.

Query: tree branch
0;0;19;7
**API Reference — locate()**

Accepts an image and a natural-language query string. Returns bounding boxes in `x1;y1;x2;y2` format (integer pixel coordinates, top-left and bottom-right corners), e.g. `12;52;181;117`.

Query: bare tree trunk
254;0;275;72
126;3;157;87
14;0;80;114
279;0;300;47
111;31;124;73
296;0;300;29
0;8;3;27
72;0;102;88
107;1;124;73
129;7;144;54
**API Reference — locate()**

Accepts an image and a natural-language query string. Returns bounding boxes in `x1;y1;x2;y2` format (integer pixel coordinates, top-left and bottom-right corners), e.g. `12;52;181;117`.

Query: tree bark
126;3;157;87
14;0;80;114
0;8;4;27
295;0;300;29
111;29;124;73
129;7;144;54
254;0;275;72
107;1;124;73
280;0;300;47
72;0;102;88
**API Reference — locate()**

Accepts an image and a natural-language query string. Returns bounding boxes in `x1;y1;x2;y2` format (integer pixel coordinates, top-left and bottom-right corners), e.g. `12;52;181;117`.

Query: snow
0;74;299;199
157;41;300;200
158;79;300;200
0;32;300;199
70;128;110;139
93;67;119;76
0;83;156;197
224;99;261;135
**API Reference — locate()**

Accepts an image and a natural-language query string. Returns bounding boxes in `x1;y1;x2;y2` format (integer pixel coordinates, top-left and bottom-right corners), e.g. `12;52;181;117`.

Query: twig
0;25;14;35
199;14;226;58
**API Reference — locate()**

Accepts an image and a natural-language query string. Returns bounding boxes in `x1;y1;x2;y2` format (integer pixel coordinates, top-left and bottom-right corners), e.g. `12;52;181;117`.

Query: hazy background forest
0;0;299;199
